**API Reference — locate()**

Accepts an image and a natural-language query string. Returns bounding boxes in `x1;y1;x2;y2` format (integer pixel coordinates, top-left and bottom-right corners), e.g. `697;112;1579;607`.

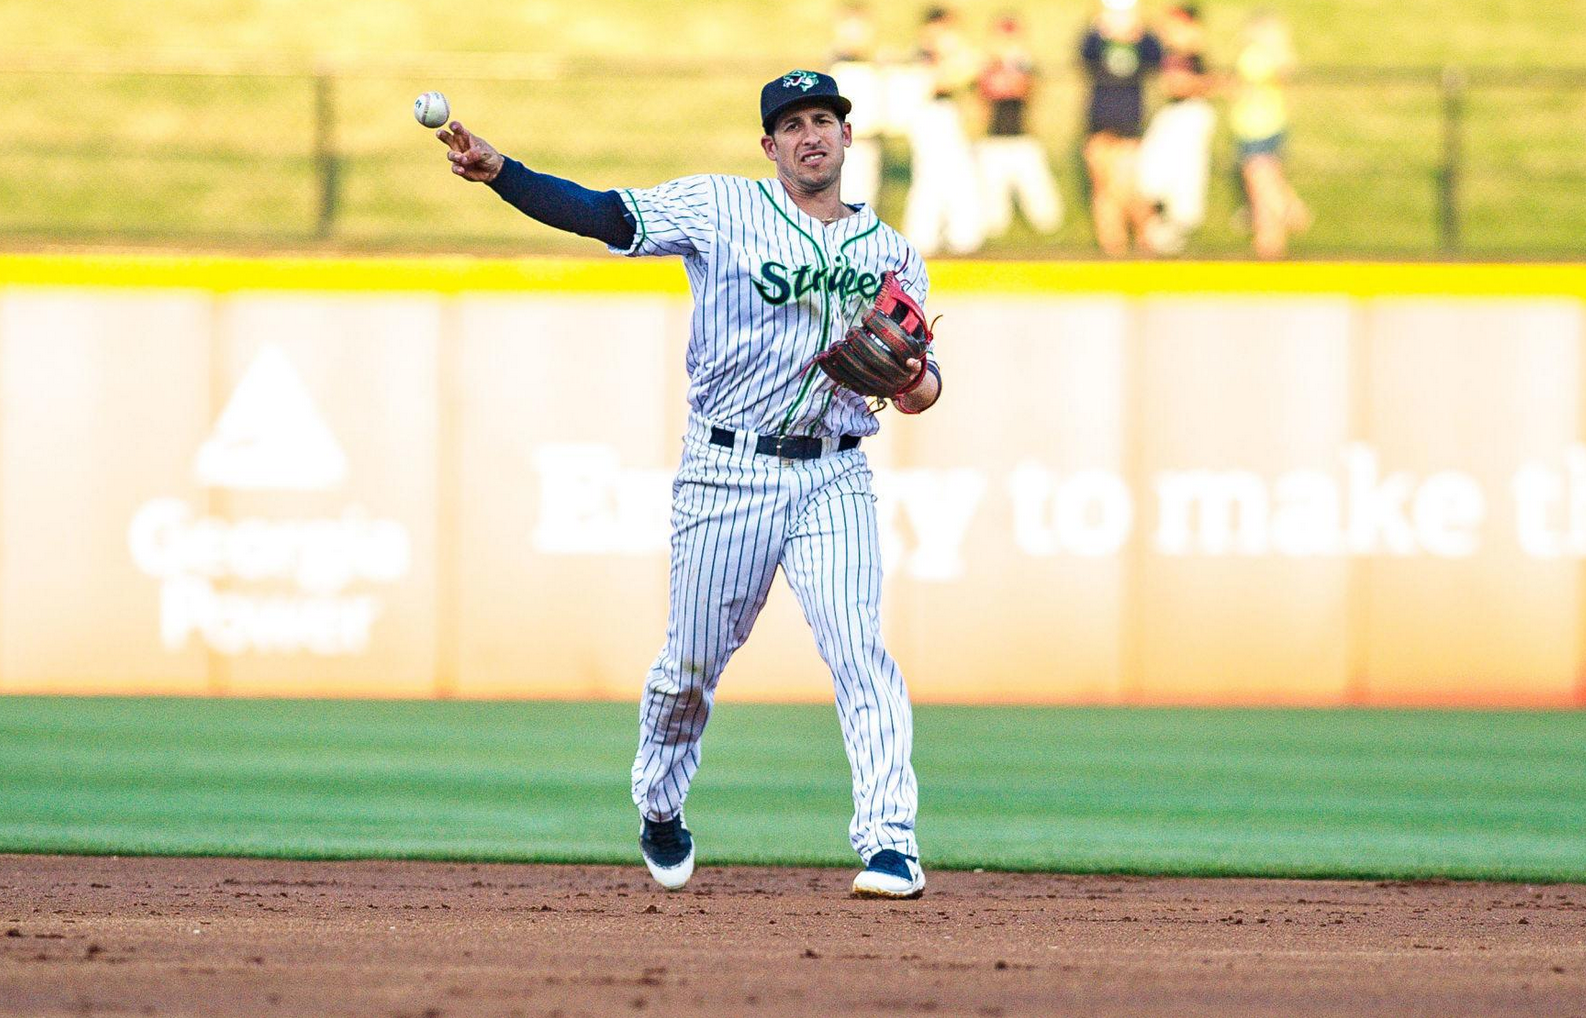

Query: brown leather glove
814;270;935;407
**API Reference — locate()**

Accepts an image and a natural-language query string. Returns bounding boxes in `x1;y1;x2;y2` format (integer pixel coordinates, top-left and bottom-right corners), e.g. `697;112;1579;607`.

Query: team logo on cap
782;70;820;91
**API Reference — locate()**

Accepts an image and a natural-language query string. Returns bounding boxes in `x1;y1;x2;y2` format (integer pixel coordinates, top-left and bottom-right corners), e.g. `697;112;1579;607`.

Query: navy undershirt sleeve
486;157;635;249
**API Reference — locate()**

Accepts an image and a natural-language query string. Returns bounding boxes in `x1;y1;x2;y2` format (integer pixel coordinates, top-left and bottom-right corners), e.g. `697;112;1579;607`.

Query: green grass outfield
1;697;1583;883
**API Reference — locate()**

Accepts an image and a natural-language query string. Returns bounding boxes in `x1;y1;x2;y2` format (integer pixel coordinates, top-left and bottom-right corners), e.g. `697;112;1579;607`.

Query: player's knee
680;658;713;690
645;655;716;698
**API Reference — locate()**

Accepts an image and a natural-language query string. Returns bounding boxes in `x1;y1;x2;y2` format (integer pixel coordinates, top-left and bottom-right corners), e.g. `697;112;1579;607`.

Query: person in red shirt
975;13;1063;239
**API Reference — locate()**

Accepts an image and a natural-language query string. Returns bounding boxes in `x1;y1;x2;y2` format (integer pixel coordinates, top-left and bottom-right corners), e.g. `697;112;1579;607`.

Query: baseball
413;91;450;129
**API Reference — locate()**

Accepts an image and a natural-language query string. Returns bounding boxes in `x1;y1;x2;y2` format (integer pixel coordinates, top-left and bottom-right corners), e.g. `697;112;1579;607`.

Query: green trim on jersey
802;215;885;435
839;218;882;254
757;180;832;436
783;365;824;436
622;188;649;253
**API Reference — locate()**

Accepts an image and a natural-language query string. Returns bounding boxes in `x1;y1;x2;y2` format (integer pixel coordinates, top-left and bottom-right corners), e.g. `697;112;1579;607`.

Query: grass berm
1;0;1583;256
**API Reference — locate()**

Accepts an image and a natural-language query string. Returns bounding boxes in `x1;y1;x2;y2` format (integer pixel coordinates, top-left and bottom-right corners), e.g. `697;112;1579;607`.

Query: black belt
710;426;860;460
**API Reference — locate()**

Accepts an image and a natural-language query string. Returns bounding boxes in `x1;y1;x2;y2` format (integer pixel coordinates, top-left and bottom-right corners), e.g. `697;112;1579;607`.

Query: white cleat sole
643;845;695;890
851;869;926;900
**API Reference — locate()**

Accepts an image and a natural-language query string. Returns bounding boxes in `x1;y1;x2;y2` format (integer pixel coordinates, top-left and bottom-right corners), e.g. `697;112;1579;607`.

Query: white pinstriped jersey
611;175;931;438
620;171;925;870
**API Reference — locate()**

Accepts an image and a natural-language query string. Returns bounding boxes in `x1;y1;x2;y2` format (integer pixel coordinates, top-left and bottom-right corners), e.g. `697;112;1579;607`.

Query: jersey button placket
794;239;837;448
831;252;857;332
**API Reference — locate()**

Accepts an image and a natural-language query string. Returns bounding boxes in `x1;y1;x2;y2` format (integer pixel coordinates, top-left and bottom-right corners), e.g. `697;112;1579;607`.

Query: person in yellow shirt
1230;11;1309;258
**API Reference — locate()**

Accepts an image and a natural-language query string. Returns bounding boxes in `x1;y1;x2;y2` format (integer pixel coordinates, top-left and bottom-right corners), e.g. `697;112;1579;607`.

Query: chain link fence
3;53;1583;258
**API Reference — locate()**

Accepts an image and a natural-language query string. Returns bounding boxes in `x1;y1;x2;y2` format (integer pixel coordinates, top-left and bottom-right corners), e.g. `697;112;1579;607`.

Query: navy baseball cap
760;69;852;134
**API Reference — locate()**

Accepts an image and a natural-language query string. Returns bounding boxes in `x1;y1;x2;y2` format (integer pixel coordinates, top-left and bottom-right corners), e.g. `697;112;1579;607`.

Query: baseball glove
814;270;935;409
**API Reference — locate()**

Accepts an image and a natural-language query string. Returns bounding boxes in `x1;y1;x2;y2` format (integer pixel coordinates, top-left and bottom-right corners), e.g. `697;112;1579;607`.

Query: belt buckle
774;436;797;464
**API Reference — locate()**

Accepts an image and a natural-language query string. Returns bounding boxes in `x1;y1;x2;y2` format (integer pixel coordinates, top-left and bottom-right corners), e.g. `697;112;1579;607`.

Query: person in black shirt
1079;0;1163;256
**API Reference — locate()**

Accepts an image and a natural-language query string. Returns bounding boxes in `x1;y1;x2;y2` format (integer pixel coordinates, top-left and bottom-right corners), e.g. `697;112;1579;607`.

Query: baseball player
436;69;941;899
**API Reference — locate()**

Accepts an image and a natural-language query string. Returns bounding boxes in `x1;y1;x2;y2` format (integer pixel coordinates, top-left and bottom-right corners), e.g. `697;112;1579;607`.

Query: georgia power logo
127;344;412;656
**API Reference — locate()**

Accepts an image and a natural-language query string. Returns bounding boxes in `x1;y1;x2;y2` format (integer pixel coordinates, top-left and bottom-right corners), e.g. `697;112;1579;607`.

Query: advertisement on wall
127;344;413;657
2;264;1584;706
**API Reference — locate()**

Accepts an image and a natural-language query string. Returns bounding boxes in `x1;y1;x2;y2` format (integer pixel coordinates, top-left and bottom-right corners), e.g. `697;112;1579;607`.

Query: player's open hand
436;121;504;183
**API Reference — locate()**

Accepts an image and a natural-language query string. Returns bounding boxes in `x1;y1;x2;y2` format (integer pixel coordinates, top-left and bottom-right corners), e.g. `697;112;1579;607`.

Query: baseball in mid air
413;91;450;129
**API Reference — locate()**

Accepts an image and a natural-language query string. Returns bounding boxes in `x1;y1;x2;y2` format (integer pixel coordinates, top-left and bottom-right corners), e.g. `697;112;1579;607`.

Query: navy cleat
639;815;695;890
851;849;925;899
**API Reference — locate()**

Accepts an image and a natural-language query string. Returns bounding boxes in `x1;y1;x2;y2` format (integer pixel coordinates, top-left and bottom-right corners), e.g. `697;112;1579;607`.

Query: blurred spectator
830;2;885;207
1231;10;1309;258
903;5;987;256
832;0;877;62
1079;0;1163;257
1137;3;1215;255
974;13;1063;239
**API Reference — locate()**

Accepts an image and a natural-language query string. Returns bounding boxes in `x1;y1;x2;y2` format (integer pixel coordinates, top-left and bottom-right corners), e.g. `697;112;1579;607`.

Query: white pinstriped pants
631;415;919;863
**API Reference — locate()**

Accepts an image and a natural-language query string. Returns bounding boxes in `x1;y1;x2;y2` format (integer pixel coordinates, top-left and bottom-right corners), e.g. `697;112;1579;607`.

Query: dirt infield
1;855;1583;1017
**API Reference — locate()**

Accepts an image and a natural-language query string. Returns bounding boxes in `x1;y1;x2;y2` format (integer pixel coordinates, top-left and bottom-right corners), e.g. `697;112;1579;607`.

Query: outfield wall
2;254;1585;707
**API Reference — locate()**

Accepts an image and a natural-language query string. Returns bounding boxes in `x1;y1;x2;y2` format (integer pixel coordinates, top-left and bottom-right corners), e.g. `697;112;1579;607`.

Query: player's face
762;105;851;194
